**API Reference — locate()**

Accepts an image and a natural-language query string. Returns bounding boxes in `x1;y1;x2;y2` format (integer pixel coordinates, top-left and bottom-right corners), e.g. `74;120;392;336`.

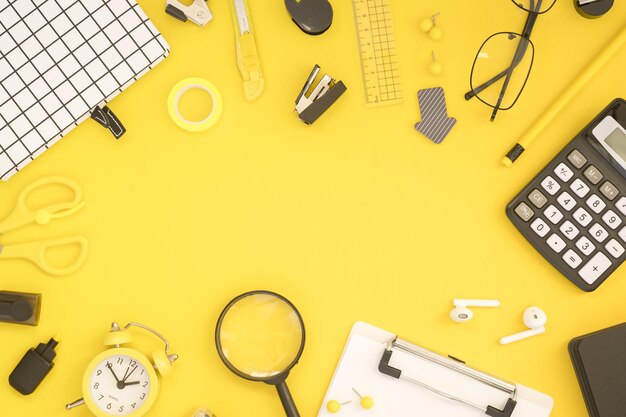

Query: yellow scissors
0;177;88;276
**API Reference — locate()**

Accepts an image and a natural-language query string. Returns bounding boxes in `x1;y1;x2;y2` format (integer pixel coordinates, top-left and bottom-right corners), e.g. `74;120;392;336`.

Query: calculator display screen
605;128;626;163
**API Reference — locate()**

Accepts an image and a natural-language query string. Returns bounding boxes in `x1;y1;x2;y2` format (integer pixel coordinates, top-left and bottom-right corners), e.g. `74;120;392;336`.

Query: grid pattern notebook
0;0;169;181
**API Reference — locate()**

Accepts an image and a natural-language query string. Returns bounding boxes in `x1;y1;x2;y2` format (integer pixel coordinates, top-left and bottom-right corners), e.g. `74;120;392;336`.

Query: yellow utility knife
229;0;264;101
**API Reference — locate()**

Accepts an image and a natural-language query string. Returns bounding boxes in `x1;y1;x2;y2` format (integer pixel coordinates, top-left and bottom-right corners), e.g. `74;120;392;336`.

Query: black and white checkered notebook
0;0;169;181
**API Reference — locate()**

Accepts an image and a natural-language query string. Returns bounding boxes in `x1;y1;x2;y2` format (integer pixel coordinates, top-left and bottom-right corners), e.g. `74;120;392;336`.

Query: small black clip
378;346;402;379
91;106;126;139
486;398;517;417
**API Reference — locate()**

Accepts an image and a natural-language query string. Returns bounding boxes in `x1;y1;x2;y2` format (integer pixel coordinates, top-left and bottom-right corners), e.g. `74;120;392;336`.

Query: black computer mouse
284;0;333;35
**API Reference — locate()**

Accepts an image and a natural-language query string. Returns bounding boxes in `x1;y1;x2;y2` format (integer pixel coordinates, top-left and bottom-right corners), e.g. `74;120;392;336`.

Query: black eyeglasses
466;0;557;121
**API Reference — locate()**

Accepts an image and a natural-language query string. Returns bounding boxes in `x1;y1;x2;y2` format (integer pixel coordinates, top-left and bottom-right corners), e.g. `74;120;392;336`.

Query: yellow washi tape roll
167;78;223;132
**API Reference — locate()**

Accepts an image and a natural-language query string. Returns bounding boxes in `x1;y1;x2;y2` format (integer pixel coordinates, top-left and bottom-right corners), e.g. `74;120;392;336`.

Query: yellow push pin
352;388;374;410
429;51;443;77
429;25;443;41
418;13;443;41
418;12;439;33
326;399;351;414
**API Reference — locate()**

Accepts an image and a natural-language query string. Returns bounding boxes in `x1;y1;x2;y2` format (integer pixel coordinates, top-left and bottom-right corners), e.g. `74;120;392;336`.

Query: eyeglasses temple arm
491;36;535;120
465;69;508;100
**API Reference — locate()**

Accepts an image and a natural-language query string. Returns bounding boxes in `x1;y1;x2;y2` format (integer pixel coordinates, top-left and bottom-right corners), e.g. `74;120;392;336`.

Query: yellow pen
229;0;264;101
503;23;626;167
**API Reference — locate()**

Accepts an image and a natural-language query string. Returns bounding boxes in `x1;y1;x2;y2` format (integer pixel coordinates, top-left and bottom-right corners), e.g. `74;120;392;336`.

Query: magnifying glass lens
218;293;303;378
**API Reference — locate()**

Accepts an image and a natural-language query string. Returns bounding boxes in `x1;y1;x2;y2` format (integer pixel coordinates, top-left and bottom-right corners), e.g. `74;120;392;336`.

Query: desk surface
2;1;626;417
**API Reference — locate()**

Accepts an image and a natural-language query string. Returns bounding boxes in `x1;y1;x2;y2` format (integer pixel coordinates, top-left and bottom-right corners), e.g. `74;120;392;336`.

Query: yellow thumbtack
418;12;439;33
352;388;374;410
429;25;443;41
326;400;351;414
429;51;443;77
418;13;443;41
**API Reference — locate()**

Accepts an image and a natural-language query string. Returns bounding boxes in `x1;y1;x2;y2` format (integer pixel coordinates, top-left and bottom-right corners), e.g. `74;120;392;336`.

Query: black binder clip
379;341;518;417
295;65;346;125
91;106;126;139
165;0;212;26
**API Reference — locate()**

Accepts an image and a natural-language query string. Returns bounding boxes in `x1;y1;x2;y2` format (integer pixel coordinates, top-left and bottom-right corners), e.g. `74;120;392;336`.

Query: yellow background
2;1;626;416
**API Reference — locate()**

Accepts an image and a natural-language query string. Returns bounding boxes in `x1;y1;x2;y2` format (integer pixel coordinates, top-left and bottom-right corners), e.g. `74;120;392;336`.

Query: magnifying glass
215;290;305;417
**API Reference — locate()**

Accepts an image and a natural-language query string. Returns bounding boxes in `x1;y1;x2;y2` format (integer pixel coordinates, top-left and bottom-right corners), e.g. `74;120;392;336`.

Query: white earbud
449;299;500;323
499;306;547;345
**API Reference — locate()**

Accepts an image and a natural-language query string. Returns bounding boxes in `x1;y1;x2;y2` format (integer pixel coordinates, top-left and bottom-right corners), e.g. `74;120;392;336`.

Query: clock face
88;354;152;416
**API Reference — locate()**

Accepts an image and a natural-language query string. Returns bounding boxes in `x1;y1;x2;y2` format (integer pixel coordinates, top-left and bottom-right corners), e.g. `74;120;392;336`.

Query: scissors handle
0;177;83;234
0;236;89;276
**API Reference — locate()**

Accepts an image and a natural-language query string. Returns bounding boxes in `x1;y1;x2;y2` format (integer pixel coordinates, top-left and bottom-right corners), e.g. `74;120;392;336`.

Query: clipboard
317;322;554;417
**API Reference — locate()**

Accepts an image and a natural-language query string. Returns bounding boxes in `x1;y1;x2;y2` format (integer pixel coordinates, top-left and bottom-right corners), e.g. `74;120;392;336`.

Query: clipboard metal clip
379;339;518;417
165;0;213;26
295;65;346;125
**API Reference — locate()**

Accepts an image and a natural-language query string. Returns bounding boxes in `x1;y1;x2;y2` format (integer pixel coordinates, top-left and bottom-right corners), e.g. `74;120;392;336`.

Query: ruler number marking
353;0;402;106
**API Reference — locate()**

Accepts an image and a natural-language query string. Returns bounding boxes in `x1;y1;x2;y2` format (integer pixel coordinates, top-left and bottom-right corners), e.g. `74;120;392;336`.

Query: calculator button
601;210;622;230
586;194;606;214
567;149;587;169
605;239;625;258
547;234;566;253
578;252;612;284
530;218;550;237
543;205;563;224
559;220;579;240
528;189;547;208
599;181;619;201
589;223;609;243
556;191;576;211
554;163;574;182
514;202;534;222
570;179;590;198
562;249;583;269
583;165;603;185
576;236;595;256
540;176;560;195
615;196;626;216
619;226;626;243
573;207;592;227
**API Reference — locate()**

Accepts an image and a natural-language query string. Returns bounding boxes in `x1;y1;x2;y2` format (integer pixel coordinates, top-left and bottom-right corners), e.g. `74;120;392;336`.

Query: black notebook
569;322;626;417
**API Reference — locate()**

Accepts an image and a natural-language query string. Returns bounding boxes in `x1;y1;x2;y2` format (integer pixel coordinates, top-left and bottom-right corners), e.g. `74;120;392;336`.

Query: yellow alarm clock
66;322;178;417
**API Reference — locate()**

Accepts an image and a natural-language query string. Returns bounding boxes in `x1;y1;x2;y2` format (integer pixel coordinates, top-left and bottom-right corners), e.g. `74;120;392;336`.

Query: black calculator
507;99;626;291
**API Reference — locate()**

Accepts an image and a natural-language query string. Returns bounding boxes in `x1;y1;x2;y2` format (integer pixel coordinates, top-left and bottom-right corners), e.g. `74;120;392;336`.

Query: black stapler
295;65;346;125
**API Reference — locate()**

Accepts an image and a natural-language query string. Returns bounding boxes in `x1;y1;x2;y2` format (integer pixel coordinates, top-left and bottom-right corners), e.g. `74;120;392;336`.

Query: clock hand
122;366;130;381
106;363;121;383
108;363;128;390
123;381;141;386
122;365;138;382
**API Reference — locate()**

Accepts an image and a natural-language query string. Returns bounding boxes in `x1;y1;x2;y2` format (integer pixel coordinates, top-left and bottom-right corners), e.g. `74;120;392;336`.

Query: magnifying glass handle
276;381;301;417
